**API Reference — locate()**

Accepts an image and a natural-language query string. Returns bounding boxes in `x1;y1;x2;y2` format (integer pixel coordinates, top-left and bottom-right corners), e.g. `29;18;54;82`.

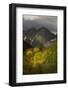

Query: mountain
23;27;56;48
24;27;38;39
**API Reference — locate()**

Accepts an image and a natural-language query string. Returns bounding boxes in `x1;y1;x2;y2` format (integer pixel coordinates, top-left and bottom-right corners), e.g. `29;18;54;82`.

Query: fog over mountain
23;15;57;35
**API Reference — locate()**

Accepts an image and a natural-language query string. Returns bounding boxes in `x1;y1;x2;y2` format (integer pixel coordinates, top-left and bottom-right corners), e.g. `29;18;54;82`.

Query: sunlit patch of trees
23;41;57;75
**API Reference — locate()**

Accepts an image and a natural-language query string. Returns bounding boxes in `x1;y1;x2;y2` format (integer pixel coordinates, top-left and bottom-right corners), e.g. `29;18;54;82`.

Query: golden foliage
23;41;57;74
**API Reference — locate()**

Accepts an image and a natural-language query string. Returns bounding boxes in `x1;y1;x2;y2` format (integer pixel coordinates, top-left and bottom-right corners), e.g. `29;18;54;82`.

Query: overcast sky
23;15;57;35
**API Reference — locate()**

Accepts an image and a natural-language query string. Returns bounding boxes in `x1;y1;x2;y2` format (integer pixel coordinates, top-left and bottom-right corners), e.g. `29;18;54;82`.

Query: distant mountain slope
24;27;38;39
23;27;56;48
33;27;56;45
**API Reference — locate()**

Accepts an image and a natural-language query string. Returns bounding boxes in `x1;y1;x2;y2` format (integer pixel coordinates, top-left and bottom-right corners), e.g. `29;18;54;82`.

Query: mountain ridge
23;27;56;48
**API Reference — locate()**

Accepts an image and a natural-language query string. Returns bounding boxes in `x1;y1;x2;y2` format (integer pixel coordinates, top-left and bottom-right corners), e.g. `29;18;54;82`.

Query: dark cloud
23;15;57;34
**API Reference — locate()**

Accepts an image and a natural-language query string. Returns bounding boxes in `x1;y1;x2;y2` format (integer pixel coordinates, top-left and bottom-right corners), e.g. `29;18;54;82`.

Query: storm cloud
23;15;57;35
